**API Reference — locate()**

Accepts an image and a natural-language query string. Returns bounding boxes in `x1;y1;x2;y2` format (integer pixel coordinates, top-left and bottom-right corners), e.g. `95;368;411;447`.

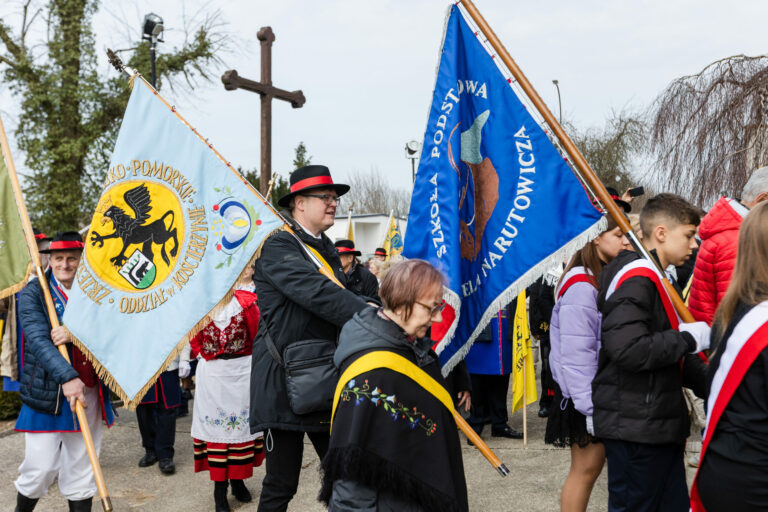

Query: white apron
191;355;261;444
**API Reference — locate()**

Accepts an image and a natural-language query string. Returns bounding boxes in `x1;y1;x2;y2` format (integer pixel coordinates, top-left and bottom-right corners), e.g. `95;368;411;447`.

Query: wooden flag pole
458;0;695;323
380;209;394;249
522;355;528;449
0;115;113;512
265;174;277;203
454;411;510;476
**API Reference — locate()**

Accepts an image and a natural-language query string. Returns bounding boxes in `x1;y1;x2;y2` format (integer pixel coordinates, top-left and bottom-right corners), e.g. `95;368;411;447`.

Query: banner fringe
66;224;285;410
439;215;607;377
0;263;32;300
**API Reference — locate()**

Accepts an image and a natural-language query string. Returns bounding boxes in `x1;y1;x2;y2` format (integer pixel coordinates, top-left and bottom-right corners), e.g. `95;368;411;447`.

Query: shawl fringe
319;446;465;512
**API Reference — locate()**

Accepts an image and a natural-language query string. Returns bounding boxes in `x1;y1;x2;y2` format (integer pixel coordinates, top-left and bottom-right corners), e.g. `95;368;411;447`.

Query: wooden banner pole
522;355;528;449
0;115;113;512
454;410;510;476
458;0;695;324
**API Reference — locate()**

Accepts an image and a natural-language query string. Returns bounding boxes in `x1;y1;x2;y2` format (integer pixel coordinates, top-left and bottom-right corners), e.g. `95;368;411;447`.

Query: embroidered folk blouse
190;289;260;361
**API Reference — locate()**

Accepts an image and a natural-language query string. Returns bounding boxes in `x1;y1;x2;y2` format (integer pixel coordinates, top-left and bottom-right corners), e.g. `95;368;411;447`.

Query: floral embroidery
340;379;438;436
198;311;249;357
200;408;250;432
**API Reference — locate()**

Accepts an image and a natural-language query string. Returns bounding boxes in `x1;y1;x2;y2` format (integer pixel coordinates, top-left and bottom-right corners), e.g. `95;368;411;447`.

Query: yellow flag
346;210;354;242
511;290;537;414
382;214;404;261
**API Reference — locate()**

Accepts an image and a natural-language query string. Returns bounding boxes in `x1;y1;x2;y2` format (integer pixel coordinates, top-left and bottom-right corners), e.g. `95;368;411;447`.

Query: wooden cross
222;26;306;196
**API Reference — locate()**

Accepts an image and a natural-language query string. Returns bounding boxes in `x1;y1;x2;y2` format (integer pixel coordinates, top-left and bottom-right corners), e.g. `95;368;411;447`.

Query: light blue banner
63;78;283;405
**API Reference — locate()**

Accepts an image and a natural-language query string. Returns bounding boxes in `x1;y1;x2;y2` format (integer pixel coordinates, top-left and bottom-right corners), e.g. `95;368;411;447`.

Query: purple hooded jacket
549;267;601;417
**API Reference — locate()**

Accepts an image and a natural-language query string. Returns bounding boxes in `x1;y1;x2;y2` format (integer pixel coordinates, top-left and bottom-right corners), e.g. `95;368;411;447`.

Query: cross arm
221;70;306;109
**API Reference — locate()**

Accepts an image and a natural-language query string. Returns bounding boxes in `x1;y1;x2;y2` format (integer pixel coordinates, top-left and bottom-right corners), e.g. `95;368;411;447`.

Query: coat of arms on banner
64;77;284;406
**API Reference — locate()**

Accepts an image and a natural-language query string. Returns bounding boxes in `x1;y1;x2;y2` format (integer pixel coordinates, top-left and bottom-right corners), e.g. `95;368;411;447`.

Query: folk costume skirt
191;355;264;481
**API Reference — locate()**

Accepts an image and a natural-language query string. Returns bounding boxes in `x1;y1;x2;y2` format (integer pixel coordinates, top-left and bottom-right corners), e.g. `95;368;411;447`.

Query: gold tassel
0;263;32;300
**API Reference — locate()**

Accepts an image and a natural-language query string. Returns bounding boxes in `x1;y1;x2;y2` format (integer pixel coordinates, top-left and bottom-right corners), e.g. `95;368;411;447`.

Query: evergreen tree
0;0;226;231
292;141;312;170
239;167;290;208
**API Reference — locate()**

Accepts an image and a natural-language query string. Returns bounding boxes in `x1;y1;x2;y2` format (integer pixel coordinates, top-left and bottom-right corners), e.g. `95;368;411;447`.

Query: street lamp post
552;79;562;124
142;13;164;88
405;140;421;183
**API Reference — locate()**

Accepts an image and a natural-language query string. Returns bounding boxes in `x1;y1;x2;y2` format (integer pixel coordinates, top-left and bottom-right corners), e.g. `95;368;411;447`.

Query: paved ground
0;395;701;511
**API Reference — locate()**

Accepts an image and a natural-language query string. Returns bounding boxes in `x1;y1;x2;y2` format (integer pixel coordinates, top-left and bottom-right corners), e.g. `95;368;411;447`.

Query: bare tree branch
339;168;411;218
647;54;768;205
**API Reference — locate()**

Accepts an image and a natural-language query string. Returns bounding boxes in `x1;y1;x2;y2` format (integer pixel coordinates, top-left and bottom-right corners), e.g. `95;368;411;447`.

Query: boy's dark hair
640;193;701;239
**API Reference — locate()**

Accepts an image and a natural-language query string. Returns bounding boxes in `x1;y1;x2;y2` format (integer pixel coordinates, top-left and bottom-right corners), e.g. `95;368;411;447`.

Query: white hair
742;166;768;203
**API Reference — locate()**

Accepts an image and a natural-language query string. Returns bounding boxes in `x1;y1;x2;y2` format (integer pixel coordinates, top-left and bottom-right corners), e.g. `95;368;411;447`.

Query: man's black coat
344;261;379;302
250;218;368;433
592;250;708;445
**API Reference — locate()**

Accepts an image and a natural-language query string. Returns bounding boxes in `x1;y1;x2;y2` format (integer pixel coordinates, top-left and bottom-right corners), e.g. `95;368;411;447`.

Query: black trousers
604;439;688;512
136;399;177;460
538;334;555;408
257;429;330;512
468;373;510;431
698;448;768;511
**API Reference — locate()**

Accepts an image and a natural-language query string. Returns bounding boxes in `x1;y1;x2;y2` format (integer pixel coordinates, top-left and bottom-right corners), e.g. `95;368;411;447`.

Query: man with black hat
334;239;379;302
13;232;115;512
250;165;369;511
373;247;387;262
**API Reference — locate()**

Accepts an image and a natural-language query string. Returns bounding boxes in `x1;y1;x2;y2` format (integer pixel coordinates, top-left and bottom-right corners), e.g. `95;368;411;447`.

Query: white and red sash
605;258;681;329
690;301;768;511
555;266;596;302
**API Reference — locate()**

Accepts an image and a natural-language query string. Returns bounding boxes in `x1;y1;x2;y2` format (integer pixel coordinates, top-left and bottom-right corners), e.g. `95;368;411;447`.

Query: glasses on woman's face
415;299;446;317
303;193;341;206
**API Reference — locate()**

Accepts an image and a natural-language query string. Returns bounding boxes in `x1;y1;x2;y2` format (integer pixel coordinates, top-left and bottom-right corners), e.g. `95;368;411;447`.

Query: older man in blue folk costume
13;231;115;512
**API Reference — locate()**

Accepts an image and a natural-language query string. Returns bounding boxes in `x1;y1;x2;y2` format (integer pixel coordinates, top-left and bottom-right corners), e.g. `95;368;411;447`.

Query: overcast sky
3;0;768;193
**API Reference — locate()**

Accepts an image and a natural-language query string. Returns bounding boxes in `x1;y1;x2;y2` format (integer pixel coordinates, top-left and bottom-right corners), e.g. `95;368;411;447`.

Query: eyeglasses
302;193;341;205
415;300;446;317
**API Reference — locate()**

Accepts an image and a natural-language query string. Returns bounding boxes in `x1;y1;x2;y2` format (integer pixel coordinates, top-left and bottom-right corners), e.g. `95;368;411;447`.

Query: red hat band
337;247;356;253
290;175;334;193
48;240;84;250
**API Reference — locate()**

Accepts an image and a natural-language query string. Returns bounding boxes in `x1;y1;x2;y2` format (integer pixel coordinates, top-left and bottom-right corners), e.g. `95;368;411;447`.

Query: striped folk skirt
193;438;265;481
190;355;264;481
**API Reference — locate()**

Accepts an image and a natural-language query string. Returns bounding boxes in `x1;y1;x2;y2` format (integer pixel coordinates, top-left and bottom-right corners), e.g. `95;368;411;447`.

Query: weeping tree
567;110;646;195
0;0;228;232
647;54;768;206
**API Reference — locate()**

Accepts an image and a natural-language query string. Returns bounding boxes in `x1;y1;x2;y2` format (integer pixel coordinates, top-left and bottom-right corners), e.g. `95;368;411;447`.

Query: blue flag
404;5;604;372
63;77;284;406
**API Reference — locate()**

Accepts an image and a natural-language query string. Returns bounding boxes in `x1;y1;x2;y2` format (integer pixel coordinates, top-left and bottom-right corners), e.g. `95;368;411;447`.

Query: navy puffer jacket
18;271;79;415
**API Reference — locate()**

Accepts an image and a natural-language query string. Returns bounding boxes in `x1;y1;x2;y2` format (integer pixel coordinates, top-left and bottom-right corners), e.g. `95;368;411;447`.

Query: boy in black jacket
593;194;710;512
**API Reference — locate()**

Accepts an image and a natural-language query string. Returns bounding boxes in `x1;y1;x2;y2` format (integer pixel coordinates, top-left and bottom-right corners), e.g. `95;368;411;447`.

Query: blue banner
63;77;284;406
404;5;604;372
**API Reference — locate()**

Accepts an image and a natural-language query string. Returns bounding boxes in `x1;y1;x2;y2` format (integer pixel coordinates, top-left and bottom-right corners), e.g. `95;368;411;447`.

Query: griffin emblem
90;184;179;267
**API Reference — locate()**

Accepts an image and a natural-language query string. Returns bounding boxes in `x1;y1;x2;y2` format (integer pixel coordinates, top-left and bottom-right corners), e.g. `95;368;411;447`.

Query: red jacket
688;197;747;325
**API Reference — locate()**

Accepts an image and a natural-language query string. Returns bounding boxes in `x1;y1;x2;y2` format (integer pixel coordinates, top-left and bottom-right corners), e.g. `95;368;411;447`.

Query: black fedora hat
277;165;350;208
605;187;631;213
33;227;51;242
40;231;84;253
335;239;361;257
374;247;387;257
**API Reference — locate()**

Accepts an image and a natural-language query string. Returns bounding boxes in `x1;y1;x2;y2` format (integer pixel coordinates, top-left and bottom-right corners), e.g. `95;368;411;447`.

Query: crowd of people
5;163;768;511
